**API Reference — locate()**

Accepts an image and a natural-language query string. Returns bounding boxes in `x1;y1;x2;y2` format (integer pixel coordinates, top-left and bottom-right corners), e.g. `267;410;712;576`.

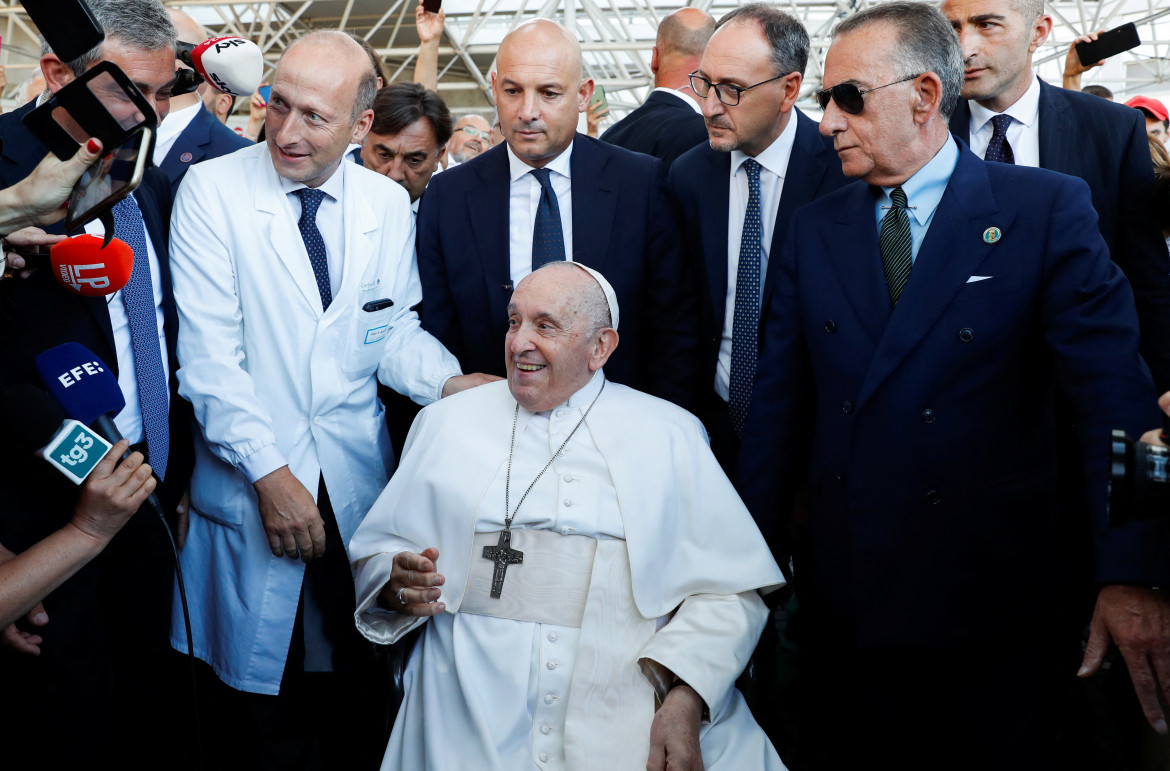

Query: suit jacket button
921;408;936;424
926;489;941;505
834;473;846;489
841;400;852;414
959;327;974;343
825;320;837;333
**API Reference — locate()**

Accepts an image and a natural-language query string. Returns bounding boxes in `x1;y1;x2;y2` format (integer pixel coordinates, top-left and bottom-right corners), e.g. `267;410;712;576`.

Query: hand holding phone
1076;22;1140;67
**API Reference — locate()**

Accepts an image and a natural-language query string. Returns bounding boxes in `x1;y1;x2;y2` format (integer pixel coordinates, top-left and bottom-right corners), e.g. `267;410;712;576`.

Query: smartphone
24;61;156;161
258;84;272;104
23;0;104;63
1077;22;1140;66
64;125;152;232
423;0;442;14
591;84;608;113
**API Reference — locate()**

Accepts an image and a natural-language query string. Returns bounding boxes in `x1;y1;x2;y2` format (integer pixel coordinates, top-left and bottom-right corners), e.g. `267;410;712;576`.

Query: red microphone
49;234;134;296
183;36;263;97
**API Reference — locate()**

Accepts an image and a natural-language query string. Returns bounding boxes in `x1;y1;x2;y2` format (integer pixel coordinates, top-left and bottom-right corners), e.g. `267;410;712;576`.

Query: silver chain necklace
482;379;606;599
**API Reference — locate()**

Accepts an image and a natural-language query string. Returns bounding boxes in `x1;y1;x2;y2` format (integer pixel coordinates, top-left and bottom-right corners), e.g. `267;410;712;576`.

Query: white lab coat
168;142;460;693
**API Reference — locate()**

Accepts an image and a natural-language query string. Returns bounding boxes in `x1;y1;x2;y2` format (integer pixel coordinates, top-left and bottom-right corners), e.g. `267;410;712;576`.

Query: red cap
1126;95;1169;122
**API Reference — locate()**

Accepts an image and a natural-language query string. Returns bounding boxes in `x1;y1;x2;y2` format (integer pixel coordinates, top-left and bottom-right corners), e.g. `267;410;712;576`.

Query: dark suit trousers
197;480;391;771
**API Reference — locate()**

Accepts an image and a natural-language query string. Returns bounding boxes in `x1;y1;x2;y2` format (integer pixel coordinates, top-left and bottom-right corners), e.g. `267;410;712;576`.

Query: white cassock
350;372;788;770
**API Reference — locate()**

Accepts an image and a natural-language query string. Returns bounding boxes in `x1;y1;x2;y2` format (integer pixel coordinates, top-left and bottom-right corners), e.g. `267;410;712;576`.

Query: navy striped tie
880;186;913;307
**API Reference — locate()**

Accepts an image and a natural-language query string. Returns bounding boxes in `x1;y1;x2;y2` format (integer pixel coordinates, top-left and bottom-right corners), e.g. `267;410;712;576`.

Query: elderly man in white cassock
350;261;787;770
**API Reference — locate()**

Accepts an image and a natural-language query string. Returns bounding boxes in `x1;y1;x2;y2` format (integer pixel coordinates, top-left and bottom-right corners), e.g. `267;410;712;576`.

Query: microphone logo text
57;361;106;388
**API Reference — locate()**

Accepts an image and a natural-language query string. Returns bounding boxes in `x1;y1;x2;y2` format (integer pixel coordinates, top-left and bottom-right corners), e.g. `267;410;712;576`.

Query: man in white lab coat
350;262;787;771
168;30;491;769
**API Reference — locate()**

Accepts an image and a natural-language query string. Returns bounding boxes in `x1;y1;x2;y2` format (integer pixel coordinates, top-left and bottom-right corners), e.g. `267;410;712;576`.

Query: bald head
282;31;378;121
652;8;715;88
168;8;206;46
449;114;492;162
492;19;592;168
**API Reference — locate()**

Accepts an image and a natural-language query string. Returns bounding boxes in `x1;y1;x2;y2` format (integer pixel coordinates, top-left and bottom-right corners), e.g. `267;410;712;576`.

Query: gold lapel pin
983;227;1002;244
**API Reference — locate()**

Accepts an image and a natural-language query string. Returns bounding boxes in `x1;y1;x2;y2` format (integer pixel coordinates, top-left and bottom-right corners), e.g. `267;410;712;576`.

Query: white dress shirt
83;210;169;445
652;86;703;114
152;101;202;166
715;115;798;400
967;75;1041;168
277;162;347;304
507;142;574;289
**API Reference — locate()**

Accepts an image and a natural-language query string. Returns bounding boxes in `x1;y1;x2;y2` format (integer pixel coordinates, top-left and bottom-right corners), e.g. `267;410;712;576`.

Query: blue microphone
35;343;165;515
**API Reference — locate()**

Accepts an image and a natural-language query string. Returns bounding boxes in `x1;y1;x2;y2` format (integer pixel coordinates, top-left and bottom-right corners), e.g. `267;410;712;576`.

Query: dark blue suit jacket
600;90;708;168
950;80;1170;392
736;142;1168;648
157;104;251;198
416;135;701;408
669;109;850;392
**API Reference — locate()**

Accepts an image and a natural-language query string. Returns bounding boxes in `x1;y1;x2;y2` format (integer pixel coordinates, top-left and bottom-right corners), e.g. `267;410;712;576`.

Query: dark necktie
112;195;169;480
530;168;565;271
729;157;762;437
295;188;332;311
985;114;1015;164
880;186;913;307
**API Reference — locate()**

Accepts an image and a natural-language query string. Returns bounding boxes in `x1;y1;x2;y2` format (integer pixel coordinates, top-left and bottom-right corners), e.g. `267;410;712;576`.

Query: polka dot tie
985;114;1015;164
295;188;332;311
530;168;566;271
112;194;169;480
729;157;762;438
880;186;913;307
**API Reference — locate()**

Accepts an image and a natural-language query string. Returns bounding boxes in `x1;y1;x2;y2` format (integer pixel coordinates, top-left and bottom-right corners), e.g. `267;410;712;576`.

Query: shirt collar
652;86;703;114
507;140;574;184
156;101;202;145
278;156;346;202
879;136;960;228
970;73;1040;133
515;369;608;424
731;109;798;180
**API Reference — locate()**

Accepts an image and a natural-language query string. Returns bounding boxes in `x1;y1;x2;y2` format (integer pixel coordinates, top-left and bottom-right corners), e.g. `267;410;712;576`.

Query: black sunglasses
815;74;921;115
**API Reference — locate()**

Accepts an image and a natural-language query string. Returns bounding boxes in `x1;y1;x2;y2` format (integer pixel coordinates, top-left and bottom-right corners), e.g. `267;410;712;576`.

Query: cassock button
563;499;572;507
841;400;852;414
959;328;974;343
563;473;573;482
313;416;322;425
548;632;560;642
547;660;560;670
825;320;837;333
540;725;553;735
555;409;566;418
539;752;549;762
545;694;557;704
921;409;936;424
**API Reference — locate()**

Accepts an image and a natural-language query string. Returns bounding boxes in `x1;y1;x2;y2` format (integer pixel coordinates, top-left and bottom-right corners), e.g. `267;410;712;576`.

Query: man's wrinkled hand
254;466;326;562
1065;33;1104;77
442;372;504;398
1080;584;1170;735
646;683;704;771
382;547;446;617
1;603;48;656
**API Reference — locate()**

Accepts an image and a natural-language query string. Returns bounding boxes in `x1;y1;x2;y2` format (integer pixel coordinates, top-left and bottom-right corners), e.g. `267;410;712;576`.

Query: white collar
652;86;703;114
731;109;798;180
155;101;202;146
970;74;1041;132
507;139;574;183
278;155;346;201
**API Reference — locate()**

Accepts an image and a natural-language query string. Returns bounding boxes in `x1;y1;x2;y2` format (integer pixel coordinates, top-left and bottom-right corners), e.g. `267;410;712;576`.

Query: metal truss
0;0;1166;118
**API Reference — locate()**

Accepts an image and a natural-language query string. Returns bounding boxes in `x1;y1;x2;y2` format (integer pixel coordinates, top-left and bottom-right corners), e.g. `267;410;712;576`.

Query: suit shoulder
208;120;253;153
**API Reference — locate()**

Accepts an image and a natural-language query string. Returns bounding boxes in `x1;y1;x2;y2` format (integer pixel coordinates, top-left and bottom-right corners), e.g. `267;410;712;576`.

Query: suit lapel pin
983;227;1002;244
180;152;194;163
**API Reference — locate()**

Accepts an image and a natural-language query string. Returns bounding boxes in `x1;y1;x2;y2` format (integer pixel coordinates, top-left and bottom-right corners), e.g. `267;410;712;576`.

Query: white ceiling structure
0;0;1167;119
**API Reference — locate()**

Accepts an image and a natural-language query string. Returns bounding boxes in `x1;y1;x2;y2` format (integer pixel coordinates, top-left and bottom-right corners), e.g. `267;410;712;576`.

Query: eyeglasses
688;71;790;107
460;126;491;141
815;74;920;115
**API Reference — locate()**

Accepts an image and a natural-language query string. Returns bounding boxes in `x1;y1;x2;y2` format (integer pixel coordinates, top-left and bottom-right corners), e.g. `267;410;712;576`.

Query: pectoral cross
482;530;524;599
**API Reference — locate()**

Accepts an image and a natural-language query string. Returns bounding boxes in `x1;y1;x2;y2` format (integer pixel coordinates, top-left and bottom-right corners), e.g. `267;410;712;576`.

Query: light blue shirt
874;137;960;263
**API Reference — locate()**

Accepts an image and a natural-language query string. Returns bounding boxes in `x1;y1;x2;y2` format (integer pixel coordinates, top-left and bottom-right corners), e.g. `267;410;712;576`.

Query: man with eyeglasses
670;3;847;475
600;7;715;167
417;18;701;410
445;114;492;167
736;3;1170;767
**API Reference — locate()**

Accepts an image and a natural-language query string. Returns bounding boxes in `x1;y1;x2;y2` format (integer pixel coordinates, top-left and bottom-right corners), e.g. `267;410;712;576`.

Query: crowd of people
1;0;1170;769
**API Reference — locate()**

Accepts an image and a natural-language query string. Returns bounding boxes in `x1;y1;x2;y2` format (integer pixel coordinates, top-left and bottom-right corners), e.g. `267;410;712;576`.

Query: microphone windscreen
0;384;67;452
49;235;134;297
192;36;263;97
35;343;125;425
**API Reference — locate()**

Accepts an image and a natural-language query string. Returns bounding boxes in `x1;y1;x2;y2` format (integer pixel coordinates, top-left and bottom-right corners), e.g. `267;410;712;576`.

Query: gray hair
41;0;176;77
833;1;963;121
716;3;810;78
656;9;716;60
1011;0;1046;26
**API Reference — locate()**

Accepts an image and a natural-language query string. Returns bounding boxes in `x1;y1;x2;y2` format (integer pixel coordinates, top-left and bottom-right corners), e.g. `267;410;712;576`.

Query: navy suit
416;135;701;408
600;89;708;168
0;99;190;769
950;80;1170;391
669;109;849;466
736;142;1168;764
157;104;251;198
